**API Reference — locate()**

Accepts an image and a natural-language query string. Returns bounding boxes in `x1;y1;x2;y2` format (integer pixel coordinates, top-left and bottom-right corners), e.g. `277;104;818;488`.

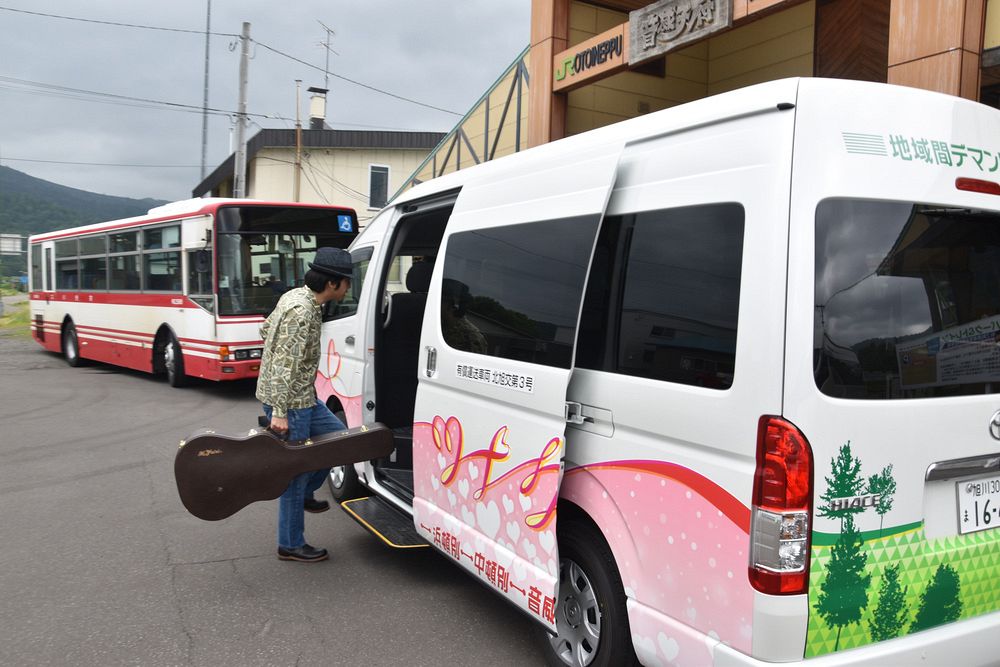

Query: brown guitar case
174;423;393;521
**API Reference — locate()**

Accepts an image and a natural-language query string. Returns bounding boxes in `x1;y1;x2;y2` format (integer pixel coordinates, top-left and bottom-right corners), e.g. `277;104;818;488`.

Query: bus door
411;144;622;628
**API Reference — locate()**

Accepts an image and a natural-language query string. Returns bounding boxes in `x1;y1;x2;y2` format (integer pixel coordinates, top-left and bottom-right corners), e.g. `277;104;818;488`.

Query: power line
252;40;461;116
0;5;238;37
2;157;200;168
0;4;463;116
0;75;285;120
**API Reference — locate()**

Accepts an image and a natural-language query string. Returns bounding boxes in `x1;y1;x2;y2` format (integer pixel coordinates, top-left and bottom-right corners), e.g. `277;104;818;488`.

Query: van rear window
814;199;1000;399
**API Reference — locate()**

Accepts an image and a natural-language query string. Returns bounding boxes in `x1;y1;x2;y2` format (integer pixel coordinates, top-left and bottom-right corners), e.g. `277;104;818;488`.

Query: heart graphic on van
476;501;500;539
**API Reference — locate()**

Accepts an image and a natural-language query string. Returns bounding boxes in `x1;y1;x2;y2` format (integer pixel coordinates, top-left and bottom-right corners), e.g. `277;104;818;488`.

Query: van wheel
62;322;83;367
328;464;362;501
163;333;186;387
541;520;637;667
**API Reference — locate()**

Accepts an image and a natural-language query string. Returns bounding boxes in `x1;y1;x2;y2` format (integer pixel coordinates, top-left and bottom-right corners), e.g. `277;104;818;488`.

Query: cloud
0;0;530;200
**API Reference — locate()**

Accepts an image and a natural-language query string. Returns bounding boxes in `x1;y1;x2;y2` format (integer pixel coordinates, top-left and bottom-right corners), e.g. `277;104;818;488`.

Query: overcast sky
0;1;531;201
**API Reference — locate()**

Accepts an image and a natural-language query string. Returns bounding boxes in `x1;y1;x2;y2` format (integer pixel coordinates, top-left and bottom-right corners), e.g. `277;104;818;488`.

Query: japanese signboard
0;234;24;256
629;0;732;65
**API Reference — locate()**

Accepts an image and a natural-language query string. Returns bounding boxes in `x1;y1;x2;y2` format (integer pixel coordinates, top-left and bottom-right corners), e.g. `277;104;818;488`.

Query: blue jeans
262;399;346;549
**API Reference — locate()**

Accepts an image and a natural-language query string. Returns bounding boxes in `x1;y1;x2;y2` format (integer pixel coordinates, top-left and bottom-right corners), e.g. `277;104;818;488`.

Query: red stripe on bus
31;292;200;308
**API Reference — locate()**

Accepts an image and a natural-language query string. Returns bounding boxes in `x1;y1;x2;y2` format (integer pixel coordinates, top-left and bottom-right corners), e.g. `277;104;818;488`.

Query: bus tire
163;332;187;387
541;518;638;667
62;322;83;367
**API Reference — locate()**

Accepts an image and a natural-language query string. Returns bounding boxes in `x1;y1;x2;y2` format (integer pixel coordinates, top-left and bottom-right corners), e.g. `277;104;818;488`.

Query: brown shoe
277;544;328;562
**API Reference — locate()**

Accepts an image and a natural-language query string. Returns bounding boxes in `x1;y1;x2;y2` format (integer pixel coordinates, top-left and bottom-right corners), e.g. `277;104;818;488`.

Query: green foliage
815;515;872;651
868;464;897;537
0;166;166;277
817;442;867;524
910;564;962;633
868;564;909;641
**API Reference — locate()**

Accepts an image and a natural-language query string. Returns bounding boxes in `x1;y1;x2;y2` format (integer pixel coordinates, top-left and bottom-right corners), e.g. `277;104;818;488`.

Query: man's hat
308;247;352;279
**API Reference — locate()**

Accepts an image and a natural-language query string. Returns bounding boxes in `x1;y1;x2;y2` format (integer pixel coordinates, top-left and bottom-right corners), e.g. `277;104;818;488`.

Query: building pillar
887;0;985;100
529;0;570;147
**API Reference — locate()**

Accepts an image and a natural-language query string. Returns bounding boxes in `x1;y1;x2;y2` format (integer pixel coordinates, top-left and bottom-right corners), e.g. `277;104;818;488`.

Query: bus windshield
216;206;356;316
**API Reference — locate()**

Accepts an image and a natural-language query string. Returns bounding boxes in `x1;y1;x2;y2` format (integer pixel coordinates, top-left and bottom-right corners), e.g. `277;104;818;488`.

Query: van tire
62;322;83;367
327;411;363;501
541;519;638;667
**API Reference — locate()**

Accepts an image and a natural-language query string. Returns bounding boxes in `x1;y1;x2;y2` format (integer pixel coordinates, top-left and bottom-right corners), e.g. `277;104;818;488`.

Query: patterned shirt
255;286;322;418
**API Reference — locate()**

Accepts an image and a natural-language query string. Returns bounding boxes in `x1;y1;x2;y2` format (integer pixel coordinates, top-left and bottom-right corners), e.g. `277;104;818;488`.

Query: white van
316;78;1000;666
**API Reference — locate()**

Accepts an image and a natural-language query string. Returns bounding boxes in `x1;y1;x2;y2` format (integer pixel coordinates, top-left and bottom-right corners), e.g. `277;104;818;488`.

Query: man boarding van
314;78;1000;666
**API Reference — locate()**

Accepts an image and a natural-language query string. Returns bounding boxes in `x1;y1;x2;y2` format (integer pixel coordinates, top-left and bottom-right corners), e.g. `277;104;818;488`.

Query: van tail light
749;416;813;595
956;177;1000;195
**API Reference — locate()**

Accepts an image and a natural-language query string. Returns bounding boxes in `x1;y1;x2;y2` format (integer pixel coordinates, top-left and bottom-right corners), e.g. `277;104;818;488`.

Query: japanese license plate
957;474;1000;534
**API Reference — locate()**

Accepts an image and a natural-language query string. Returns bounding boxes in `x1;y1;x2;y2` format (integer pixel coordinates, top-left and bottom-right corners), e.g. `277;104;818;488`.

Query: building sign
629;0;732;65
553;24;630;93
0;234;24;256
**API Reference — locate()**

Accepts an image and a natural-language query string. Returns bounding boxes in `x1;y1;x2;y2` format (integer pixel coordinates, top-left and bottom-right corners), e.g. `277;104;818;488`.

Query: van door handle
345;335;355;346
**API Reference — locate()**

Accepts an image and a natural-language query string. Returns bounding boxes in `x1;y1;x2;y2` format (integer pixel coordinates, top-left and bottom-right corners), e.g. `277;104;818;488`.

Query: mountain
0;166;168;276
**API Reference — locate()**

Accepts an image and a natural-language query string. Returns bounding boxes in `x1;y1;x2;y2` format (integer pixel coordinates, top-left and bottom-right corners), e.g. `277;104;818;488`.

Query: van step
340;496;428;549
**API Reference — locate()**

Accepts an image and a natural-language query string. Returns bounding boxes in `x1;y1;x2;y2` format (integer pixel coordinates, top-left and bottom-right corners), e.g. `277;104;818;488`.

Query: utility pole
233;21;250;198
200;0;212;181
294;79;302;202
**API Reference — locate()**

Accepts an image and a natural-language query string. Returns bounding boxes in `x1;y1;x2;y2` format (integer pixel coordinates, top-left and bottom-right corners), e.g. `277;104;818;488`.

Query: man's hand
269;415;289;437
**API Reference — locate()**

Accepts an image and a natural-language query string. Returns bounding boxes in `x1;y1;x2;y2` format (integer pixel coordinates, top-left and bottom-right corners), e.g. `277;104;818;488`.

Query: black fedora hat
308;247;352;279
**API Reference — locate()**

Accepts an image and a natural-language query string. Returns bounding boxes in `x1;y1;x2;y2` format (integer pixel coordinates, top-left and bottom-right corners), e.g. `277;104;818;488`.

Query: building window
369;165;389;209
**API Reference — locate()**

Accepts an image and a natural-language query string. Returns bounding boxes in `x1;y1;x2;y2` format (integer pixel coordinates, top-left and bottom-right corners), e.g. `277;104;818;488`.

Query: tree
818;442;866;528
867;464;897;538
910;564;962;633
868;564;909;641
815;515;872;651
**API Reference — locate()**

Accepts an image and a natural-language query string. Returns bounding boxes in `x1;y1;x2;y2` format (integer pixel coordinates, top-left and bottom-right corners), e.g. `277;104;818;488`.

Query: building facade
397;0;1000;195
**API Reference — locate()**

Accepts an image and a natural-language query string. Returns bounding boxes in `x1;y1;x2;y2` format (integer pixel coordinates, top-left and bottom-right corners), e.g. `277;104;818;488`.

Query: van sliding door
411;144;622;629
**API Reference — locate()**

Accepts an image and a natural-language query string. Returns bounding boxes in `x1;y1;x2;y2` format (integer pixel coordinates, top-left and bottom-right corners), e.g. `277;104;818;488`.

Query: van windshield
814;199;1000;399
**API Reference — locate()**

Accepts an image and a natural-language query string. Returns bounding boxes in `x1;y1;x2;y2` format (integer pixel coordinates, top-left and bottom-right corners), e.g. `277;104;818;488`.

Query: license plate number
957;474;1000;534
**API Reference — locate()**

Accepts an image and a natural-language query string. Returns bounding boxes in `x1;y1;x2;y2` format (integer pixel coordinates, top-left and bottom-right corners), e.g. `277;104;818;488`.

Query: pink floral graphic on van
314;338;362;427
413;415;564;626
562;462;754;658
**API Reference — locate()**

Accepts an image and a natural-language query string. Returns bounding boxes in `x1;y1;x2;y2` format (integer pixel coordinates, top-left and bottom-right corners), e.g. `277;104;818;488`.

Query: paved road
0;331;544;666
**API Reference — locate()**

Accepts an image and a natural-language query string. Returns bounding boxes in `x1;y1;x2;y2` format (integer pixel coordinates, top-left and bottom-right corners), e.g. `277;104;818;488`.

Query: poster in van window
896;314;1000;389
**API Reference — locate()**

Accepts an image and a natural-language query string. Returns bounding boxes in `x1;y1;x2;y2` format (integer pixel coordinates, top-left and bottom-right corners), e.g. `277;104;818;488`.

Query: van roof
393;77;991;207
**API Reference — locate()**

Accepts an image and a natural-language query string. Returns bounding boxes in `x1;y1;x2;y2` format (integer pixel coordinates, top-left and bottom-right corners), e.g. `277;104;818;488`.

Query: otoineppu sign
630;0;732;65
552;24;629;93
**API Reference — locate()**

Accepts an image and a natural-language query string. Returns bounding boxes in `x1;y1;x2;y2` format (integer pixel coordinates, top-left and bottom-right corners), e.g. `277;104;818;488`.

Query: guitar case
174;423;393;521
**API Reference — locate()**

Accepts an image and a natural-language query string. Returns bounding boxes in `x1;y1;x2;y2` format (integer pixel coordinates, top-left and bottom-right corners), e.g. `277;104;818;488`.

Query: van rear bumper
713;610;1000;666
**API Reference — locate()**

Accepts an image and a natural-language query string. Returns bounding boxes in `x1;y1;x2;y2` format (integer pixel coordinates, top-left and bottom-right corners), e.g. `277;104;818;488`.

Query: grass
0;299;30;337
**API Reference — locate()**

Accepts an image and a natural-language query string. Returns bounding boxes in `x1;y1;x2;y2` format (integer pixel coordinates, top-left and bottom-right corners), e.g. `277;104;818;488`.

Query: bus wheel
163;332;187;387
62;322;83;367
541;520;637;667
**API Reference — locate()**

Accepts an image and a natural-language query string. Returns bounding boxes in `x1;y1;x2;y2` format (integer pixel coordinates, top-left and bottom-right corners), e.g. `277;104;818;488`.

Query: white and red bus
28;198;358;386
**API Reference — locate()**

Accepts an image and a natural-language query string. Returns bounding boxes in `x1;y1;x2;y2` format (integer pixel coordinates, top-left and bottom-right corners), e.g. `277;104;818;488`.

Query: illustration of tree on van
817;442;866;529
868;563;909;641
867;464;896;538
815;515;872;651
909;564;962;633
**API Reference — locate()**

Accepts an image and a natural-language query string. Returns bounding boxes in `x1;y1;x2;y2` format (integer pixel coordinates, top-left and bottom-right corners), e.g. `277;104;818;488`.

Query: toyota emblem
991;410;1000;441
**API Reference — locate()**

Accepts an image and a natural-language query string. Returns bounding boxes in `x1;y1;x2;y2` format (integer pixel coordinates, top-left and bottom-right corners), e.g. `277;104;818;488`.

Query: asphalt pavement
0;330;544;666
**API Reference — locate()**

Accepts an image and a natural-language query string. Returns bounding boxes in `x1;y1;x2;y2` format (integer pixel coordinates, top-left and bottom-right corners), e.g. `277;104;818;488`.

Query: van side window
441;216;600;369
578;203;745;390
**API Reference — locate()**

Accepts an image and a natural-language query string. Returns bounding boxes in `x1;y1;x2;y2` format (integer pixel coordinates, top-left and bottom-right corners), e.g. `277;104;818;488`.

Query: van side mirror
195;250;211;273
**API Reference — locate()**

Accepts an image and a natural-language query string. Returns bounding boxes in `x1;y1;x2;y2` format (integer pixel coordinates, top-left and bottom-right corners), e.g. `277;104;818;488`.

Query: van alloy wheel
549;558;602;666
